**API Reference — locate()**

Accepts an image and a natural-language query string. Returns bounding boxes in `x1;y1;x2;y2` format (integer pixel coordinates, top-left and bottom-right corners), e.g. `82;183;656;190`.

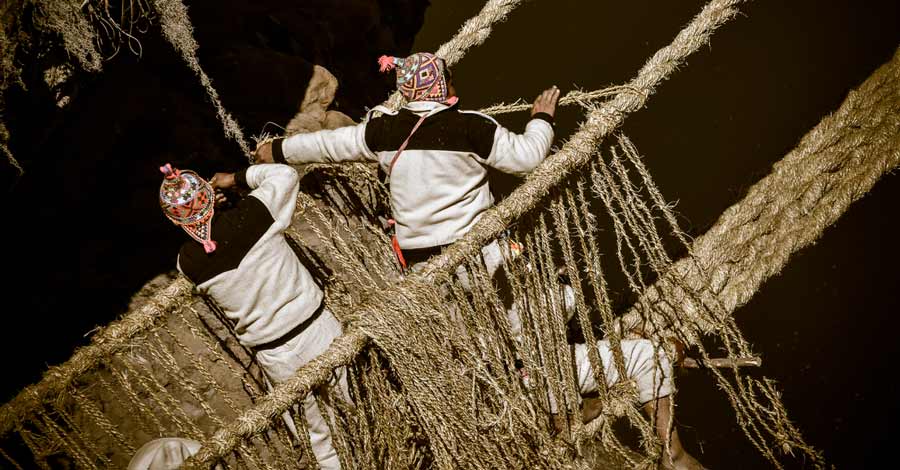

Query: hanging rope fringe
151;0;254;159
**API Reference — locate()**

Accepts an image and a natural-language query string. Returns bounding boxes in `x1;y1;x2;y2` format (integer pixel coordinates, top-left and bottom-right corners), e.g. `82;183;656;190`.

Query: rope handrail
618;46;900;337
185;0;749;465
0;276;193;437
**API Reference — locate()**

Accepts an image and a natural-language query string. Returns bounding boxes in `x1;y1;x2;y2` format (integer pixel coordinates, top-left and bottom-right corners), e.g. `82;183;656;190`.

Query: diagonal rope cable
0;277;193;438
618;46;900;337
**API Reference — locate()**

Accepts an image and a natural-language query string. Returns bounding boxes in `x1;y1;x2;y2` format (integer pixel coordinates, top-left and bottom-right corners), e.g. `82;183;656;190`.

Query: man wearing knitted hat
159;163;348;470
254;52;560;271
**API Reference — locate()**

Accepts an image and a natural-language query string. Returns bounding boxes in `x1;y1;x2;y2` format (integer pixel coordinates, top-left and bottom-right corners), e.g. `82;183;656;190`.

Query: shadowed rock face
1;0;428;402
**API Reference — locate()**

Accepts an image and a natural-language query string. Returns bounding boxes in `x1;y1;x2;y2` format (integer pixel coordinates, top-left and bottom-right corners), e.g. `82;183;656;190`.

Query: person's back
255;52;560;259
174;164;323;347
158;163;346;470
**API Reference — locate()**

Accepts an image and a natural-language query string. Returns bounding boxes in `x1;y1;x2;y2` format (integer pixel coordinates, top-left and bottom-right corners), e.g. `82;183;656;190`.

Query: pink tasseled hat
159;163;217;253
378;52;458;105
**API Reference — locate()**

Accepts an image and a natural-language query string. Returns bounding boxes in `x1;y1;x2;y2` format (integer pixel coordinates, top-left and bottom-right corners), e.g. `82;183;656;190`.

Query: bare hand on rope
531;86;560;117
210;172;235;206
253;142;275;164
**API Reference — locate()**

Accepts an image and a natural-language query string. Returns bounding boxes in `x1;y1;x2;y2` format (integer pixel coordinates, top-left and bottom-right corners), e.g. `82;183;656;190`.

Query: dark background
3;1;899;468
410;0;898;468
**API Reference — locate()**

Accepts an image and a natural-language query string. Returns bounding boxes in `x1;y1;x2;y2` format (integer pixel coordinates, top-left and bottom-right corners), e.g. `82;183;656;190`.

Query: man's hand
209;172;235;208
253;141;275;164
209;172;235;190
531;86;560;118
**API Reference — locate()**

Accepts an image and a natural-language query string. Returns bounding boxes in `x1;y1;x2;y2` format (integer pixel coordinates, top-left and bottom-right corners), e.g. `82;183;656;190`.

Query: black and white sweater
274;101;554;249
177;164;323;348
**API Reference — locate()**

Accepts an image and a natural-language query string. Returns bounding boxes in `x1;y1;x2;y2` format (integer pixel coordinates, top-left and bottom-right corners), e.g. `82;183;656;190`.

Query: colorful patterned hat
159;163;217;253
378;52;458;104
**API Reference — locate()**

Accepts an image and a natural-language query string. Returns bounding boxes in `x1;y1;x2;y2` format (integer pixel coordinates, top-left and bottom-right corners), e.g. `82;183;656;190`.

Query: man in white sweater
159;163;346;470
254;52;559;269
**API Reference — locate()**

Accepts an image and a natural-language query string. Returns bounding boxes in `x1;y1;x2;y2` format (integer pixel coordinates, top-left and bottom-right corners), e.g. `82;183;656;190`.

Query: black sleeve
466;114;500;160
531;112;555;126
233;168;250;189
363;116;386;152
272;138;287;164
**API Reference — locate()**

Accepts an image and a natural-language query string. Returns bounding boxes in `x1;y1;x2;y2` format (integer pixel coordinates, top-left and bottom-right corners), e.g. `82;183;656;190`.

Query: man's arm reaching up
471;86;560;176
254;123;376;165
211;164;300;232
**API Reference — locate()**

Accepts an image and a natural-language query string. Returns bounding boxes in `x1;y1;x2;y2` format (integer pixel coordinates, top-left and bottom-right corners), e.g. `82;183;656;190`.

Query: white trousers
254;308;348;470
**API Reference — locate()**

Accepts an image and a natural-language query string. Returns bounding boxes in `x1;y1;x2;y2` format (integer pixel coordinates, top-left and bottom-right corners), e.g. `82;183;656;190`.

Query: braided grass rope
619;46;900;338
0;276;192;438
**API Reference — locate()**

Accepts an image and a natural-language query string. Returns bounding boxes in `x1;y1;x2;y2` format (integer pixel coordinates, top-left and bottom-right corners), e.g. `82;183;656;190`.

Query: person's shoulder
457;109;499;125
455;109;500;140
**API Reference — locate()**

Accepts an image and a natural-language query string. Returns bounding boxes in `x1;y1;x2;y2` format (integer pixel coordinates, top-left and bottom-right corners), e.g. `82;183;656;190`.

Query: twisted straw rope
152;0;253;158
0;276;193;437
184;0;750;465
619;46;900;337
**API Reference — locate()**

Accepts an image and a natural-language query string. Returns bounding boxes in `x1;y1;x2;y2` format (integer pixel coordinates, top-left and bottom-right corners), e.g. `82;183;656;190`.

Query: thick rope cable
435;0;522;66
618;46;900;337
183;1;750;465
185;330;368;468
0;276;192;437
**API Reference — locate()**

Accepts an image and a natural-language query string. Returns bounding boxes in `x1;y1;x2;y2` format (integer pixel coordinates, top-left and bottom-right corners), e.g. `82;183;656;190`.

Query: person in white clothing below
510;275;705;470
158;162;347;470
255;51;703;469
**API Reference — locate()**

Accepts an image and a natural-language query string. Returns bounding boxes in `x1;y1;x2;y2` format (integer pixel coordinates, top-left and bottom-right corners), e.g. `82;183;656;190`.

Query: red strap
391;234;407;270
387;219;407;270
387;113;428;176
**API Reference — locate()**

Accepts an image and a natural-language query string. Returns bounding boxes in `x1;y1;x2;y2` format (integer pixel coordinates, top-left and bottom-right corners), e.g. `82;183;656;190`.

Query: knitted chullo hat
159;163;217;253
378;52;458;105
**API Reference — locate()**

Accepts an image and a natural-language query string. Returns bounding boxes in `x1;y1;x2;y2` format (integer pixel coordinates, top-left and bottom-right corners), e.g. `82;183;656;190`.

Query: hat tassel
202;240;217;253
378;55;396;73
